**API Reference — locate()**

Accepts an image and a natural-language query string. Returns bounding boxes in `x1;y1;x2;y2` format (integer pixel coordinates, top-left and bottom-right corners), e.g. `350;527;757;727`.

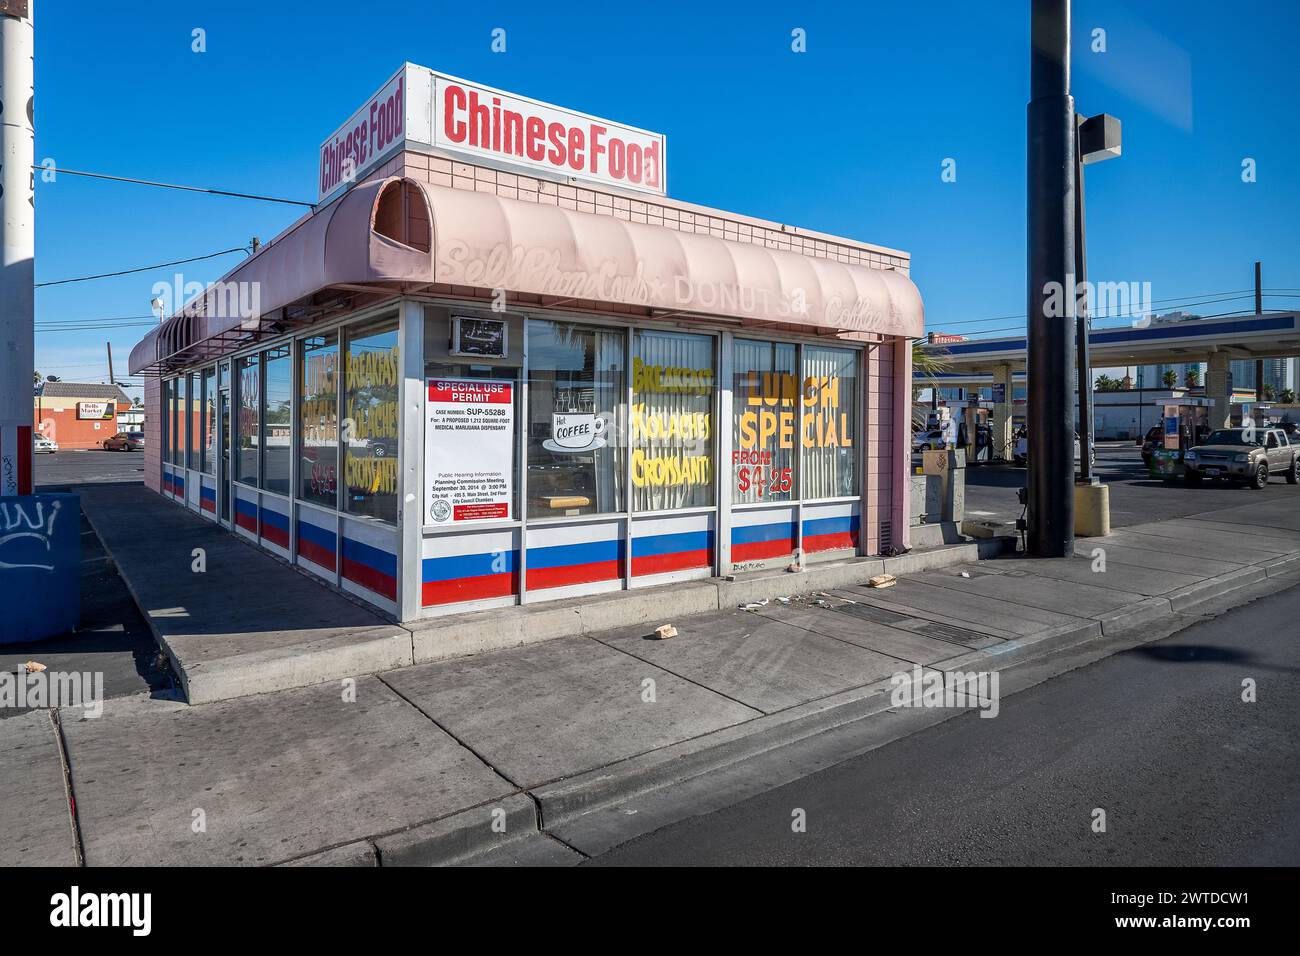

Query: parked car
912;428;947;453
1183;427;1299;489
34;433;58;454
103;430;145;451
1013;432;1093;468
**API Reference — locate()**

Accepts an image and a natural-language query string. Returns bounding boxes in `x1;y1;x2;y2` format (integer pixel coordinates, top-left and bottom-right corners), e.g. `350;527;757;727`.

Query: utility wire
35;248;248;288
34;165;315;208
926;294;1300;339
926;307;1296;342
934;289;1262;329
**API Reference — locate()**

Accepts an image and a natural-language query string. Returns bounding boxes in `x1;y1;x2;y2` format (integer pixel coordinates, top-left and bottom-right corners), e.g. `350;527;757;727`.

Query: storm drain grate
907;621;992;646
832;602;912;626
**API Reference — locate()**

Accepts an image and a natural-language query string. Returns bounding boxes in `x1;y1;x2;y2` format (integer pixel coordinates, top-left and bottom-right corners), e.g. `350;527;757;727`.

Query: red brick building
34;382;134;449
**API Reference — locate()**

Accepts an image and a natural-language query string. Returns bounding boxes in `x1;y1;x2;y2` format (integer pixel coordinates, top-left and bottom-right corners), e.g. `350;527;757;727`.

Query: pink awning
131;176;923;374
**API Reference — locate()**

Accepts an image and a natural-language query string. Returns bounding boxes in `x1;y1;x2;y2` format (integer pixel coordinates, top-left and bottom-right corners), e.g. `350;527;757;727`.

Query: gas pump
1147;396;1214;479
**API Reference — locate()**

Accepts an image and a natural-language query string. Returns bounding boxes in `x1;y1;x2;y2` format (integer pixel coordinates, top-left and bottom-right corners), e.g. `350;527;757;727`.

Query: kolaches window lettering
344;319;400;522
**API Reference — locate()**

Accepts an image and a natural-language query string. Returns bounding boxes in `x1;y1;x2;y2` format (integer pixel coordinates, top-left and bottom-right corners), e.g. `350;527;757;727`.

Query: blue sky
34;0;1300;392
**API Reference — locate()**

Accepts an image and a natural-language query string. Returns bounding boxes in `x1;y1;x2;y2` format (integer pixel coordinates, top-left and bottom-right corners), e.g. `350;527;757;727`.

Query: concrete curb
531;675;908;828
526;549;1283;839
1165;566;1266;612
372;793;539;866
178;627;414;706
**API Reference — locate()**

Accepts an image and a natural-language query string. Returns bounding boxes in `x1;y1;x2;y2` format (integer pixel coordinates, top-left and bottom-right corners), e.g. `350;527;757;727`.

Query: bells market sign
319;63;666;202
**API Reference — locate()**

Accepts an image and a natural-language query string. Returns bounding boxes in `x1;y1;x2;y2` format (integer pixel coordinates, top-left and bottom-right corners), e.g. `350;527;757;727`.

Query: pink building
129;64;923;623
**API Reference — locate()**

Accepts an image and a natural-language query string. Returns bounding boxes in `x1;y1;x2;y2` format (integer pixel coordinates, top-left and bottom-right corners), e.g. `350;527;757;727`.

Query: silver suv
1183;427;1299;489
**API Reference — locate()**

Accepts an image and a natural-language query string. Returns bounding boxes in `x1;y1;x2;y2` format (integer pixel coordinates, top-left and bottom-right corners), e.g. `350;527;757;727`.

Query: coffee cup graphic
545;412;607;452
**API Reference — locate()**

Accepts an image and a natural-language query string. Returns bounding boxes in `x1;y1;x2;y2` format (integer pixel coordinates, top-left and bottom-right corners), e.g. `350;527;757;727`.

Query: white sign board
424;378;514;524
76;401;113;420
319;64;665;202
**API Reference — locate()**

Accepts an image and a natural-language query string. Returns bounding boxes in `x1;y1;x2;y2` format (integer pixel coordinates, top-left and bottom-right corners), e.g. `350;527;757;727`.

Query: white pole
0;0;34;496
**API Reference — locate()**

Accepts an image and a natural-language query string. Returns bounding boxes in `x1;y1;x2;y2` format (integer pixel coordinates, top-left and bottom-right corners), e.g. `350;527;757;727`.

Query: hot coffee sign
319;64;666;202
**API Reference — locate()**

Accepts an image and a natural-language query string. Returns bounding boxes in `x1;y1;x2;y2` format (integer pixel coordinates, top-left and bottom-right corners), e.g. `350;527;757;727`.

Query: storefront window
174;379;187;473
526;320;626;519
802;345;860;499
235;354;259;486
299;333;339;508
631;330;714;511
262;345;292;494
162;379;173;464
732;340;797;504
185;374;196;469
200;367;216;475
344;320;399;522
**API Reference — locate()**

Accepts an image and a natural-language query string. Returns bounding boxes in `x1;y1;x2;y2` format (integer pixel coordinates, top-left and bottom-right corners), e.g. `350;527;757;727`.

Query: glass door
218;361;232;526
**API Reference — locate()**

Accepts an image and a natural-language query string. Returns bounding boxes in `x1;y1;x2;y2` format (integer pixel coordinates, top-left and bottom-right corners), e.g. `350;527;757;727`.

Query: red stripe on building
261;522;290;548
422;573;516;606
526;559;621;591
631;548;711;576
297;537;336;570
803;530;858;553
342;557;398;600
730;538;793;563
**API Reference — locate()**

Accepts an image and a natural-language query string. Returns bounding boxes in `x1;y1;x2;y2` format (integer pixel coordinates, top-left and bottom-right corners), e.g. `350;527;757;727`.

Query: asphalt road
587;581;1300;866
965;440;1300;529
34;447;148;489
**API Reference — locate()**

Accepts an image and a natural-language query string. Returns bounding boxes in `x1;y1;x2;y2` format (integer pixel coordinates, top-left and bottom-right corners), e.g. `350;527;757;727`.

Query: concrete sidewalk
8;488;1300;866
77;482;1008;703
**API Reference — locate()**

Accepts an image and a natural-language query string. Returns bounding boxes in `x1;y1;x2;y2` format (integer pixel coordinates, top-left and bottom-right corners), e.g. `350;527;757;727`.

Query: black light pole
1026;0;1078;557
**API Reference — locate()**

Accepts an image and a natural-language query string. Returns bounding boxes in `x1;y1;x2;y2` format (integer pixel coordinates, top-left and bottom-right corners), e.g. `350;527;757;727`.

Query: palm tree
911;340;950;402
1280;388;1296;405
1162;370;1178;388
1184;367;1200;388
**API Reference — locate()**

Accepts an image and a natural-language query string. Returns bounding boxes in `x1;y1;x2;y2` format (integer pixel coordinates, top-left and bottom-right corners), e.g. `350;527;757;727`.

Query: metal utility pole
0;0;33;496
1026;0;1078;556
1254;261;1265;406
107;341;114;385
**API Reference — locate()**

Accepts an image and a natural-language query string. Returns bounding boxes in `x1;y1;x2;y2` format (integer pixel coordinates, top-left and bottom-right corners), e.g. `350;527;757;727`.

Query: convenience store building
129;63;924;624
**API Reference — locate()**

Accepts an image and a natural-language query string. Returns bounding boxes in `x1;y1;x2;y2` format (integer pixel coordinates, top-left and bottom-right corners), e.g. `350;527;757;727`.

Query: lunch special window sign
424;378;515;524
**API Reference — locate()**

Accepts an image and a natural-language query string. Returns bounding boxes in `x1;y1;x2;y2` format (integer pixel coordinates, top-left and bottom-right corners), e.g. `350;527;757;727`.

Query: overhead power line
934;289;1262;330
925;306;1300;342
35;248;248;288
34;165;315;208
926;292;1300;338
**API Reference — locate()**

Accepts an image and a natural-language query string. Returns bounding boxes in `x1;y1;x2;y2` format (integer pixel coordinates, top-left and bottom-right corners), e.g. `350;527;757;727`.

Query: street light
1074;111;1122;485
